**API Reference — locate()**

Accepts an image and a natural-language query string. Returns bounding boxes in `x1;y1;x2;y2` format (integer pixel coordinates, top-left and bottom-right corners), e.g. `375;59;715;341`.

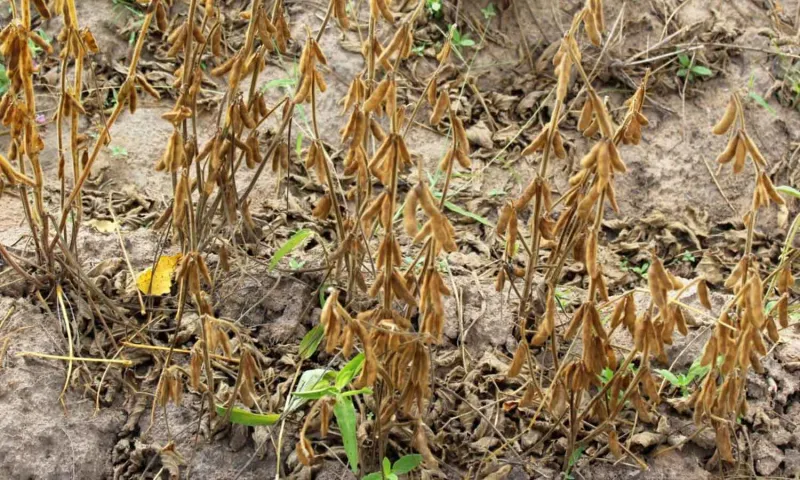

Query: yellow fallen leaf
87;219;119;233
136;254;182;296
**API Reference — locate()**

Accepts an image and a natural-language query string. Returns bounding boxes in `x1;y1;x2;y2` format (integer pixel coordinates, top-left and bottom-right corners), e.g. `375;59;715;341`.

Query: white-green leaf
361;473;382;480
335;353;365;391
333;395;359;472
215;405;280;426
287;368;329;412
269;229;313;271
392;454;423;474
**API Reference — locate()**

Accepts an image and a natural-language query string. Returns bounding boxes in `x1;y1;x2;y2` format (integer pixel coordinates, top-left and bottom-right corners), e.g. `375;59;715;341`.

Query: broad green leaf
393;454;423;474
655;369;681;386
287;368;329;412
361;474;382;480
383;457;392;475
299;324;324;359
691;65;712;76
215;405;280;426
777;185;800;199
269;229;313;271
459;38;475;47
388;474;398;480
677;53;689;66
333;395;359;472
336;353;365;390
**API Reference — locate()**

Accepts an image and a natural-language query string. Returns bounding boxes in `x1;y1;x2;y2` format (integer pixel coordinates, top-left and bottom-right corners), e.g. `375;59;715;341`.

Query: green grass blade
269;229;313;271
299;324;324;359
443;201;493;226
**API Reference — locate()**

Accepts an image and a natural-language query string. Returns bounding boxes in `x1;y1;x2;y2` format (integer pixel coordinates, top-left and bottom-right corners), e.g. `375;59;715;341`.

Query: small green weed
288;258;306;270
362;455;423;480
109;145;128;157
677;53;712;82
655;359;711;397
425;0;443;18
291;354;373;473
450;26;475;50
481;3;496;20
620;258;650;277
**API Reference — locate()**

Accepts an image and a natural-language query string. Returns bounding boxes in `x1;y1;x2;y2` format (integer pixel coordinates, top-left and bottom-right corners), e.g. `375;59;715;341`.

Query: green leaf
383;457;392;475
333;395;359;472
677;53;689;67
336;353;365;391
598;367;614;385
676;69;688;78
685;360;710;383
392;454;423;474
340;387;373;398
361;473;383;480
291;386;337;400
748;91;777;116
568;446;585;469
269;229;314;271
690;65;712;77
655;369;681;386
287;368;329;412
443;200;493;226
388;474;398;480
459;37;475;47
777;185;800;199
0;64;9;96
299;324;324;359
215;405;280;426
262;77;296;91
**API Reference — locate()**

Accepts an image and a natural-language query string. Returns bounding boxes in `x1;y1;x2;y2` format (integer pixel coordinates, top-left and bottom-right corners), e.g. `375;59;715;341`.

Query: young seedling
676;53;712;82
655;359;710;397
425;0;442;18
361;454;423;480
294;354;374;472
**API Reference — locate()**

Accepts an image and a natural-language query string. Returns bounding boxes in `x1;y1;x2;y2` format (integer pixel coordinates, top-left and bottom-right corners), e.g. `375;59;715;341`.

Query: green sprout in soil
362;455;423;480
677;52;712;82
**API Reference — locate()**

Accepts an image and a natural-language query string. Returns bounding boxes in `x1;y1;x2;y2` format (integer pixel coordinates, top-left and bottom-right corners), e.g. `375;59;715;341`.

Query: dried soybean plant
1;0;62;268
690;93;788;463
498;2;708;468
147;0;299;425
297;0;464;471
1;0;160;274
